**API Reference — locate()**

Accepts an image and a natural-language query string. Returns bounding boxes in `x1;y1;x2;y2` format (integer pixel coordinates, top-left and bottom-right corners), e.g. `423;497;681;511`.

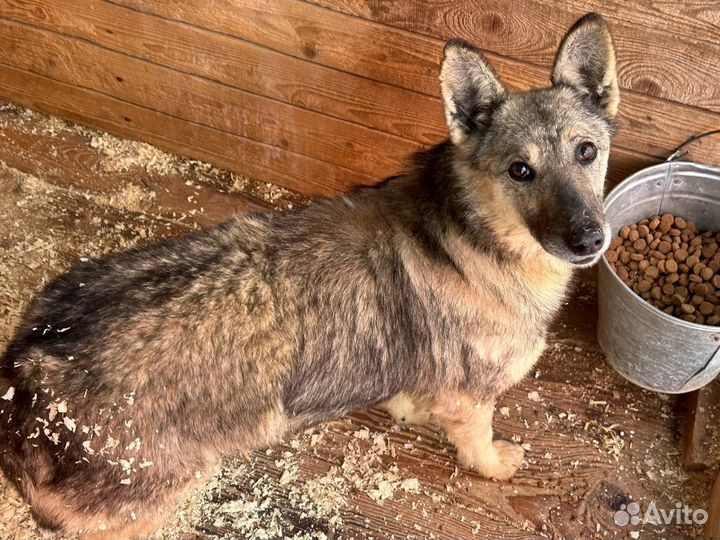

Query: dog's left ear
440;39;507;146
552;13;620;118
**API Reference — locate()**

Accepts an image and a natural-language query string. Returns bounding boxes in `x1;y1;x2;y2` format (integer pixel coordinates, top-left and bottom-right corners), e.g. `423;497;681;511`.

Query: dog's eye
576;142;597;163
508;162;535;182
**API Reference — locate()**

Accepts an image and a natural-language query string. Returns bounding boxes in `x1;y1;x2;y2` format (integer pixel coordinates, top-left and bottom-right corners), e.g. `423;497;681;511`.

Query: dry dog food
605;214;720;326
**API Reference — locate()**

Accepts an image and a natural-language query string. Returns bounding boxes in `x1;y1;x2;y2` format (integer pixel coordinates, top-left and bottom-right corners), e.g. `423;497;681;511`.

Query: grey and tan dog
0;13;619;538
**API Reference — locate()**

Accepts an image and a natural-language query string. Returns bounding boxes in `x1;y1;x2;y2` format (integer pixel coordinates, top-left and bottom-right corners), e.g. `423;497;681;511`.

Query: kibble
659;213;674;233
700;302;714;315
605;213;720;326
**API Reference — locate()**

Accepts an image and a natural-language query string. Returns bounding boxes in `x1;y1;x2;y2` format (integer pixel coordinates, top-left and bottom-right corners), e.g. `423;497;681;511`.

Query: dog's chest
461;299;549;386
402;239;571;391
441;263;571;392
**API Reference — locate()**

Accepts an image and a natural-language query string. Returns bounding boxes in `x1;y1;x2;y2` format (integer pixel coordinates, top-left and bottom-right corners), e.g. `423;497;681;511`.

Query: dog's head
440;14;618;266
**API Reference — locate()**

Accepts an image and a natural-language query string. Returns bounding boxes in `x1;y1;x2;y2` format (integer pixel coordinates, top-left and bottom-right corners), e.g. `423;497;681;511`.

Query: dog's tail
0;346;58;526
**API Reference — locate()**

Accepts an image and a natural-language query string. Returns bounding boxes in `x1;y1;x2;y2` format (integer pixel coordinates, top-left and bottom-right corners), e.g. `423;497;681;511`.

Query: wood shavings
400;478;420;492
47;403;58;422
527;391;541;402
62;416;76;433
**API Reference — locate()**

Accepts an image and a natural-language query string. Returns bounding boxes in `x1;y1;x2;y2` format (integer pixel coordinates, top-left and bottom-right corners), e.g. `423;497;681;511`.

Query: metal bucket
598;159;720;393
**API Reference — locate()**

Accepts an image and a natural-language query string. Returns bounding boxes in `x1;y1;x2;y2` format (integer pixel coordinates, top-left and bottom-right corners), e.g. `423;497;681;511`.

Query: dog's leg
431;393;524;480
379;392;433;426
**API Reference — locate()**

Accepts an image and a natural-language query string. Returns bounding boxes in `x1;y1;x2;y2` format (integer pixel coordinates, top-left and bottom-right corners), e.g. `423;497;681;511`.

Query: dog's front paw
457;439;525;480
487;440;525;480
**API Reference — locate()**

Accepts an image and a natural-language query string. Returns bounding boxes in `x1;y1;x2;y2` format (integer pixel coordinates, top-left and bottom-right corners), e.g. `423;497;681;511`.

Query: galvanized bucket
598;133;720;394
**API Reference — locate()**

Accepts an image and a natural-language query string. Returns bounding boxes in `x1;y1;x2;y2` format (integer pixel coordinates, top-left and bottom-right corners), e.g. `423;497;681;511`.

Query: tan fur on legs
380;392;433;425
431;394;524;480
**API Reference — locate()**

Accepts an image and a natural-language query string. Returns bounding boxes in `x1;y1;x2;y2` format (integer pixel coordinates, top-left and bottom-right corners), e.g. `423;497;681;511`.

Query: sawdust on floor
0;103;715;540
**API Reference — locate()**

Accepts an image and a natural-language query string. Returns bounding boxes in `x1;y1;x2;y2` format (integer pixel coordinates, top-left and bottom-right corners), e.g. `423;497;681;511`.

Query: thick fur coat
0;13;619;537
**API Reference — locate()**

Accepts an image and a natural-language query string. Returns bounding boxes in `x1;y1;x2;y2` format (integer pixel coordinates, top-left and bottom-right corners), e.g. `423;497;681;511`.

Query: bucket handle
678;335;720;393
666;129;720;162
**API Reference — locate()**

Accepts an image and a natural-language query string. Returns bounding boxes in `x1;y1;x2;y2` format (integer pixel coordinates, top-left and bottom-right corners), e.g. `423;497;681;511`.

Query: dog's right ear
552;13;620;119
440;39;507;146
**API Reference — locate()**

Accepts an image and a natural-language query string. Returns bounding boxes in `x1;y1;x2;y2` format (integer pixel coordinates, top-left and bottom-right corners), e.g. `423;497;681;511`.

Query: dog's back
0;215;296;531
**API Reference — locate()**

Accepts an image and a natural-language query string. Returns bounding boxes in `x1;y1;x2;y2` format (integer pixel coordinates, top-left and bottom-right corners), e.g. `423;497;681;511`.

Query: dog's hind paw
380;393;432;425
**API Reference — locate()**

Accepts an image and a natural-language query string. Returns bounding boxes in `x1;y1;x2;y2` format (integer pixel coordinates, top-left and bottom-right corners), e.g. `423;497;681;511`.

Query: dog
0;13;618;538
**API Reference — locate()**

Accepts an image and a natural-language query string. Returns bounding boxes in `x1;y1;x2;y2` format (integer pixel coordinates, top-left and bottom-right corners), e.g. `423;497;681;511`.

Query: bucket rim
600;160;720;335
604;160;720;210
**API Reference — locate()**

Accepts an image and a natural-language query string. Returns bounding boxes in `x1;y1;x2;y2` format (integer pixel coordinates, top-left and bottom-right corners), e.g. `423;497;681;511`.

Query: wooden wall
0;0;718;197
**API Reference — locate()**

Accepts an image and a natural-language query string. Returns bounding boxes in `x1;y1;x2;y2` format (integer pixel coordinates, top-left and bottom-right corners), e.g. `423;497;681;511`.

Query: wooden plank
706;471;720;540
2;0;518;100
0;64;377;196
0;67;660;203
0;0;444;145
0;11;674;183
303;0;720;113
0;59;656;202
682;379;720;471
0;105;285;227
0;19;416;180
107;0;539;96
534;0;720;46
82;0;720;167
0;4;701;195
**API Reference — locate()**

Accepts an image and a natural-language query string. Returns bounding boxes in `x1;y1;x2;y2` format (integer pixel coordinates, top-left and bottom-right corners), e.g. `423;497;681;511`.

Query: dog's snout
568;226;605;256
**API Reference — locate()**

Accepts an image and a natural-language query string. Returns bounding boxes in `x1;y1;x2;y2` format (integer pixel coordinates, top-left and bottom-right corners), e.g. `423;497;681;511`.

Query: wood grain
682;379;720;471
0;108;276;227
0;64;376;196
0;17;690;179
534;0;720;46
706;471;720;540
90;0;720;166
0;0;445;145
109;0;544;95
0;19;418;179
303;0;720;112
0;60;655;200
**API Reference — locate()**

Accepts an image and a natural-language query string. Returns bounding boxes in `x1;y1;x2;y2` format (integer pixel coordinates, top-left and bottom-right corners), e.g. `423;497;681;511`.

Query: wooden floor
0;103;716;540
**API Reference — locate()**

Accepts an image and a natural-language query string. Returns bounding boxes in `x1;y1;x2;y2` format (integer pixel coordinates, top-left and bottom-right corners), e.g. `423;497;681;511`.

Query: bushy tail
0;365;57;526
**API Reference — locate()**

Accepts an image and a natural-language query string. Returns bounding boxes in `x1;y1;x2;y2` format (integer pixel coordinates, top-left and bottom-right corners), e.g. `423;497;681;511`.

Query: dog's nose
568;227;605;256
